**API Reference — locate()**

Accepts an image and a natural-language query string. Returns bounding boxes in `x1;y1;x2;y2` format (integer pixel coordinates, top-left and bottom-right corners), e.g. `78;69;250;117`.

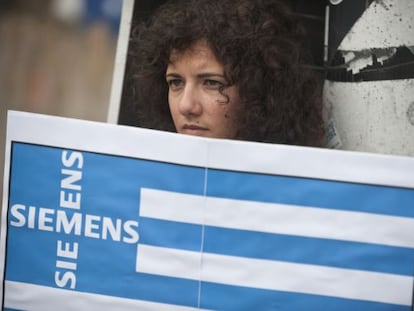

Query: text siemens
9;205;139;243
9;151;139;290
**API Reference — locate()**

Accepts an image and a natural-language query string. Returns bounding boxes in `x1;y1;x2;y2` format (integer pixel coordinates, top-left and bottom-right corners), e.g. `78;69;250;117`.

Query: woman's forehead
169;40;215;61
168;40;223;70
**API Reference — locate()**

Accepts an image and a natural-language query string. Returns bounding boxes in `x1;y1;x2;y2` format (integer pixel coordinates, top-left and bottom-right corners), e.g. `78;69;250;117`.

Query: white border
4;281;200;311
0;111;13;305
6;111;208;167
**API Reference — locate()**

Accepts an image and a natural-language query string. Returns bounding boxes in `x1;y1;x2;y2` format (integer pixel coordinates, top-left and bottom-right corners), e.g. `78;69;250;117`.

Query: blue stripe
203;226;414;276
140;218;202;251
200;282;411;311
207;169;414;218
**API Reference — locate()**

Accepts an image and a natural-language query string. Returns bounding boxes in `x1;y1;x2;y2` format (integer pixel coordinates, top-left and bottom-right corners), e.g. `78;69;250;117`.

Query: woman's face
166;40;239;139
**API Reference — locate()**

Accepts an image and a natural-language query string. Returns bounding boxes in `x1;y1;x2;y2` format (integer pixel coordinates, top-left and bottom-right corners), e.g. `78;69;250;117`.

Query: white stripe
140;188;414;248
136;243;201;280
136;244;413;306
4;281;200;311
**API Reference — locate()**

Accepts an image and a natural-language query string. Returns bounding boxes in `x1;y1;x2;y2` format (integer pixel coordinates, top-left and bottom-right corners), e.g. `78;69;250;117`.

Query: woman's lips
182;124;208;135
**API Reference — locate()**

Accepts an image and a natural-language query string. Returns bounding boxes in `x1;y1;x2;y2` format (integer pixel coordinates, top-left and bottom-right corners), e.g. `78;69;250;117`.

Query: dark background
131;0;327;65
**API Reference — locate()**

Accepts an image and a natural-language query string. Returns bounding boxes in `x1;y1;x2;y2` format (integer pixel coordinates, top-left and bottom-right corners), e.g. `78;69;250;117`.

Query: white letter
123;221;139;244
56;211;82;235
56;260;77;270
57;240;78;259
38;208;55;232
55;271;76;289
84;214;101;239
60;190;81;210
62;151;83;169
61;169;82;191
28;206;36;229
10;204;26;227
102;217;121;241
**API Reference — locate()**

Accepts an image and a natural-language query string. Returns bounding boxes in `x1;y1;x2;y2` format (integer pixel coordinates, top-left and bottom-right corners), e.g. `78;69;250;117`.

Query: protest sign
1;111;414;310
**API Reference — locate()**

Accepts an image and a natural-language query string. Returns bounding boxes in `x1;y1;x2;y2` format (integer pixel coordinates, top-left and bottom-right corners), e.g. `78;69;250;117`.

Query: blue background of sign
5;142;414;310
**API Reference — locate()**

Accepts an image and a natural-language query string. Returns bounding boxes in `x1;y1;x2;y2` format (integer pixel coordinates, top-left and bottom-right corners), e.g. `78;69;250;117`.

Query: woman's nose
178;85;202;116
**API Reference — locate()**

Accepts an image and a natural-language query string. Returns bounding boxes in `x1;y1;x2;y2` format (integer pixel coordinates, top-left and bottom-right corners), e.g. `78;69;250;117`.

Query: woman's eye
204;79;223;90
167;79;183;90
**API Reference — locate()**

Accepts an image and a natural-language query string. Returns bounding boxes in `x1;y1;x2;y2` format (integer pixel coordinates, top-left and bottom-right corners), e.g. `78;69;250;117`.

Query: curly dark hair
123;0;325;147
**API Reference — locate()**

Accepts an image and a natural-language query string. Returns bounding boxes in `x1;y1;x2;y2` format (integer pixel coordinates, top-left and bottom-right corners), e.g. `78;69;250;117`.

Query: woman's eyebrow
197;73;225;79
165;73;181;78
166;72;225;79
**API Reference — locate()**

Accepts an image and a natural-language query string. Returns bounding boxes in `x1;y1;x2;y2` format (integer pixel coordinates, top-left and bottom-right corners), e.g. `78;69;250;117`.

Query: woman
124;0;325;147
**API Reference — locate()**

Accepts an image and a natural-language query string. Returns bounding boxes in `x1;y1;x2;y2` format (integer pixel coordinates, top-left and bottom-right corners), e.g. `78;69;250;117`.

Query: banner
1;111;414;310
